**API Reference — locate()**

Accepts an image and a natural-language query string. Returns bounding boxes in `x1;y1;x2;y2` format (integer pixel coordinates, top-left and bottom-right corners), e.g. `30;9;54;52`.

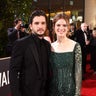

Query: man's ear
29;24;32;30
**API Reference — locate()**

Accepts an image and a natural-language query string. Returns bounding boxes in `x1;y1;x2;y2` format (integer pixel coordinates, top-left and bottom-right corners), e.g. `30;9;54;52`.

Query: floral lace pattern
74;43;82;96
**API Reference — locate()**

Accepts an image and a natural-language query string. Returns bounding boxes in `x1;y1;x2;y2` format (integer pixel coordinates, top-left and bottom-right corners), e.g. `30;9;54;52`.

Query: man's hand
15;21;22;30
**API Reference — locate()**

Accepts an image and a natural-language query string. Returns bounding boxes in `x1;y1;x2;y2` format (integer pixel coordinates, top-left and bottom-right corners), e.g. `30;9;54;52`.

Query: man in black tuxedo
75;23;90;79
9;10;51;96
6;18;28;56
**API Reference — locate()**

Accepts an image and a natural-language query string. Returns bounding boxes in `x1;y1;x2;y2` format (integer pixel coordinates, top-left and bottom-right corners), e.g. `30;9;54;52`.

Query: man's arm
9;40;23;96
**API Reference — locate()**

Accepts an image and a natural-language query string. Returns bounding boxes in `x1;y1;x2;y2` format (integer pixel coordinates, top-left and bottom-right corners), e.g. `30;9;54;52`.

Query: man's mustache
37;28;44;31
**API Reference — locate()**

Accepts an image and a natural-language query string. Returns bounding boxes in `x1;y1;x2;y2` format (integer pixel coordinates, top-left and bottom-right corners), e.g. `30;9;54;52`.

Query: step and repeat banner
0;57;11;96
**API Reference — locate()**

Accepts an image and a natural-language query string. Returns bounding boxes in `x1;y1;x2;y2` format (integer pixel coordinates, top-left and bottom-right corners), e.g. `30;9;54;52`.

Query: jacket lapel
29;36;41;77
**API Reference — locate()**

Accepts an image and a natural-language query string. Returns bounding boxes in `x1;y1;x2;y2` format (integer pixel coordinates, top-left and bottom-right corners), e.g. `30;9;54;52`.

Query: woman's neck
56;36;68;44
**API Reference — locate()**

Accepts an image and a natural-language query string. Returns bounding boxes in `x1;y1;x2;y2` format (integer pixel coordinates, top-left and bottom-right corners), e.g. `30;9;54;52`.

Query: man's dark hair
29;10;47;24
14;18;22;24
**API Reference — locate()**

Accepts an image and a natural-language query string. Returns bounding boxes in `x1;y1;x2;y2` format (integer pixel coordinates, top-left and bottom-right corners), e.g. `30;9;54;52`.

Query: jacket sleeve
9;40;24;96
7;28;18;43
74;43;82;96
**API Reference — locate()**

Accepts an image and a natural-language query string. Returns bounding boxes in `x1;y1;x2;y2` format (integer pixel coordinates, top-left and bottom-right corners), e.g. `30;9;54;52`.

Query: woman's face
54;19;68;37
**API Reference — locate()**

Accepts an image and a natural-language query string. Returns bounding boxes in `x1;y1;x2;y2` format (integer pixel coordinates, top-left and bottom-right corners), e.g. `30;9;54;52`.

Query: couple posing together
9;10;82;96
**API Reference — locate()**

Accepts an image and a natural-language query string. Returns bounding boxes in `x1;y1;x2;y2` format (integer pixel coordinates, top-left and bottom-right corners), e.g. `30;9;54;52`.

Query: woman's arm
74;43;82;96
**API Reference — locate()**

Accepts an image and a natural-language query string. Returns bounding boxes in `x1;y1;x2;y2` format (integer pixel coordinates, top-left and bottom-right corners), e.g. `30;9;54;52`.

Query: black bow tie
84;31;87;34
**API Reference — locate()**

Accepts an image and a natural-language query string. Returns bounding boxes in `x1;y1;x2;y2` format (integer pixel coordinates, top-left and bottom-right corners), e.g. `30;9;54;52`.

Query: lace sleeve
74;43;82;96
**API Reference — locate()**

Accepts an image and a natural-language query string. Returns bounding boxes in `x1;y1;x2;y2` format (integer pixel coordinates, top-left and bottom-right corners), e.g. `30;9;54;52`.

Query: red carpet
81;55;96;96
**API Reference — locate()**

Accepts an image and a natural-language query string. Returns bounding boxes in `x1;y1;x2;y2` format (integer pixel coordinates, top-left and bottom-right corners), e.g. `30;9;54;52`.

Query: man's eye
35;22;39;25
56;24;60;27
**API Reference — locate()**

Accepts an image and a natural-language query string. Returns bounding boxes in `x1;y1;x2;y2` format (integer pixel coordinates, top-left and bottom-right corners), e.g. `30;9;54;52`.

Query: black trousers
82;47;87;74
90;46;96;71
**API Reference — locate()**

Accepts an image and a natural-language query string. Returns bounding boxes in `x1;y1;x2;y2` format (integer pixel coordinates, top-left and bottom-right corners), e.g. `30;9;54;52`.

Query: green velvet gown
48;43;82;96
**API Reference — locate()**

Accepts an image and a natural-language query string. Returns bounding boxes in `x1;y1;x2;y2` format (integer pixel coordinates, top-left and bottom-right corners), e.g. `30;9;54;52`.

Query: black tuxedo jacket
75;29;86;48
9;34;51;96
75;28;90;48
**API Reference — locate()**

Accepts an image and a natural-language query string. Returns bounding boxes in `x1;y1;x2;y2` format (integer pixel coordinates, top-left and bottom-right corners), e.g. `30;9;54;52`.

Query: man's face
92;30;96;37
81;23;88;31
29;16;47;37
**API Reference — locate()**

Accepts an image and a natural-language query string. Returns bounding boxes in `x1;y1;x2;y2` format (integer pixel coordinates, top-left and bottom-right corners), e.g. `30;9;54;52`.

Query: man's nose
38;23;43;27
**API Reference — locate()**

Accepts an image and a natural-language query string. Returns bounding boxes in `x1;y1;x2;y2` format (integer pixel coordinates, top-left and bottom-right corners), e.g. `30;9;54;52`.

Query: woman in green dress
48;13;82;96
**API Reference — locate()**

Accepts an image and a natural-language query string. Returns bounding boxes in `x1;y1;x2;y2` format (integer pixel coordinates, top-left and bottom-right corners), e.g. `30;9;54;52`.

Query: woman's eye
63;24;67;27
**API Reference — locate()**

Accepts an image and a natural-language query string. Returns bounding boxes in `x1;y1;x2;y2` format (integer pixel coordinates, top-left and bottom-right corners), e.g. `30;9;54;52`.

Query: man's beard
33;32;44;37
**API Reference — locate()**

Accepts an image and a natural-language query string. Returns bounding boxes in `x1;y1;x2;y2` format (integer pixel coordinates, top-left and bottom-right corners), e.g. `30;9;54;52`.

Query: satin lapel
29;38;41;77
